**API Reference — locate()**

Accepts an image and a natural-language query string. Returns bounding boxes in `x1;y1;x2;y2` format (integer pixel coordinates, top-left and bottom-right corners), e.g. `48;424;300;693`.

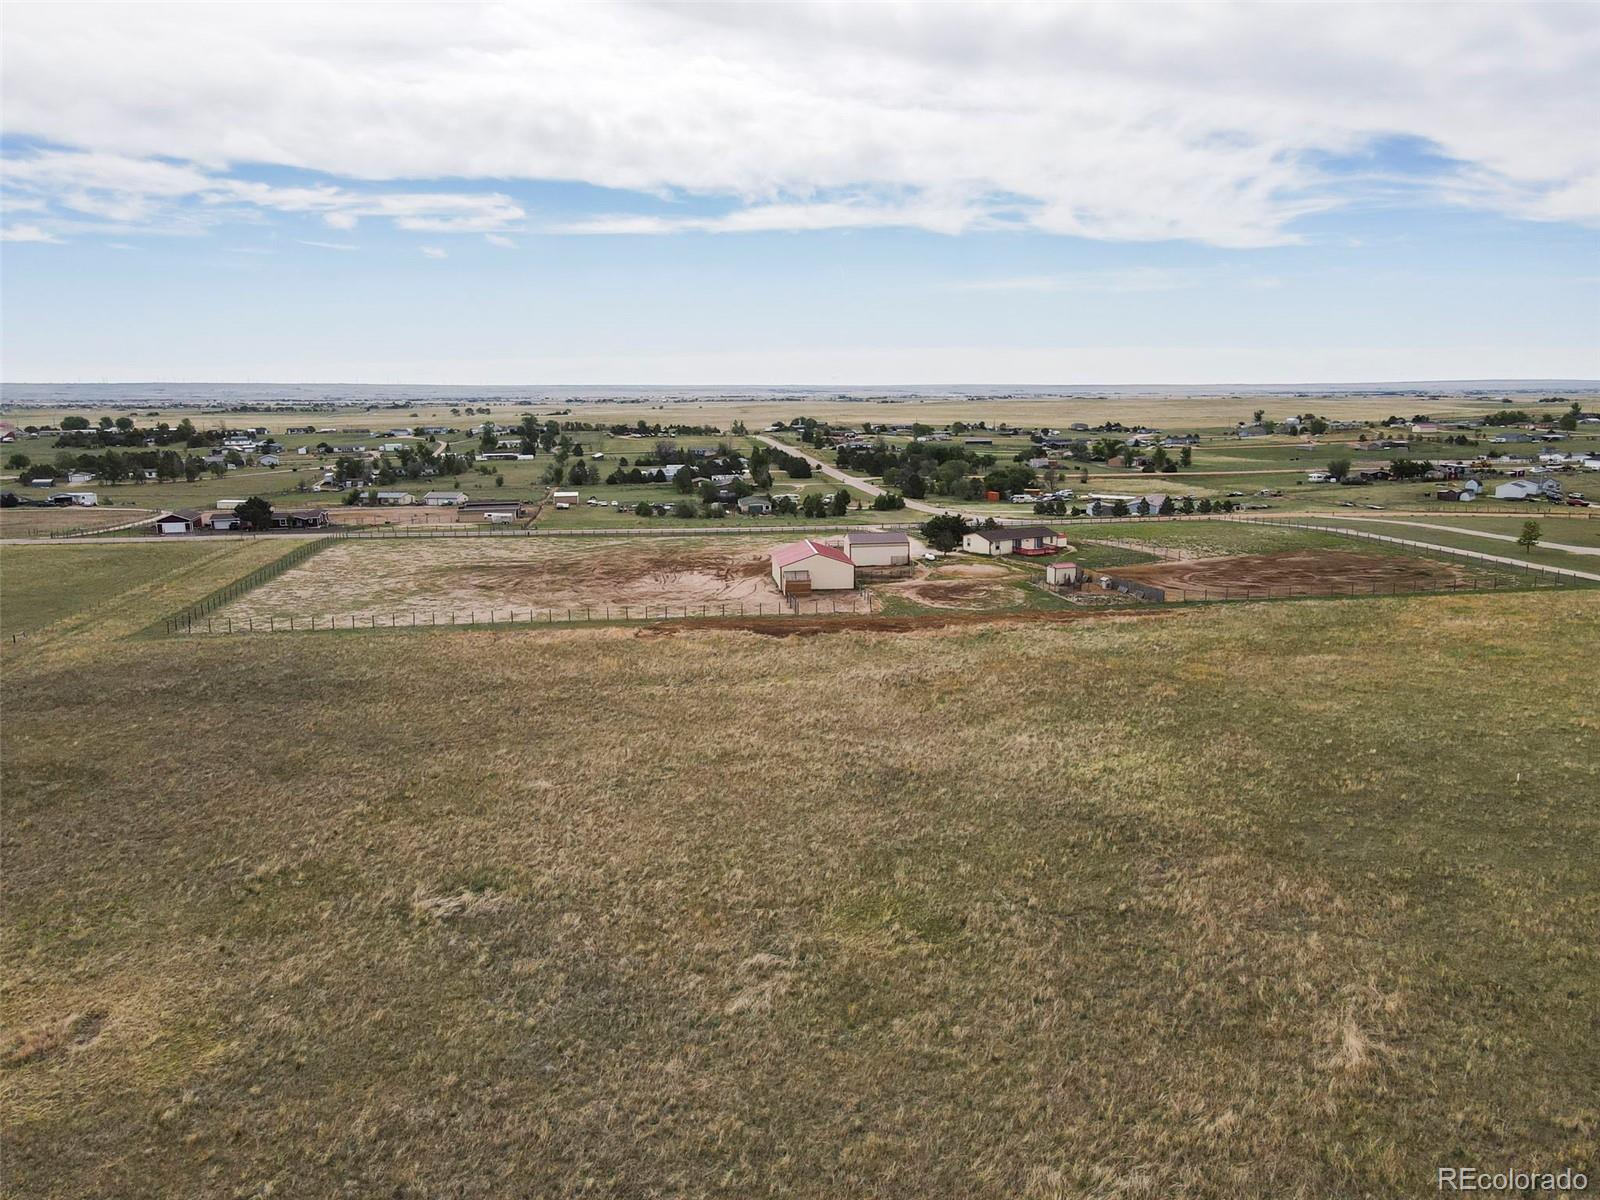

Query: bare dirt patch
221;536;800;622
1108;549;1474;600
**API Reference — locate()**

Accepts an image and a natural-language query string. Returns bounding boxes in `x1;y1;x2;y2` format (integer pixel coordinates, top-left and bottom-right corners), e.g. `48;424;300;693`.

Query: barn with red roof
769;538;855;595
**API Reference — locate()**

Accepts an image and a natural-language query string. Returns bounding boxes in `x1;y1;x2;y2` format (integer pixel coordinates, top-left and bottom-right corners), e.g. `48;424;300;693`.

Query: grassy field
3;561;1597;1198
0;542;233;636
1291;517;1600;576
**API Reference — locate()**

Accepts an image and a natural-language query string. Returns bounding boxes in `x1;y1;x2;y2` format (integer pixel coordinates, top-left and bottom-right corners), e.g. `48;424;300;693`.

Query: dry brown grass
2;573;1596;1197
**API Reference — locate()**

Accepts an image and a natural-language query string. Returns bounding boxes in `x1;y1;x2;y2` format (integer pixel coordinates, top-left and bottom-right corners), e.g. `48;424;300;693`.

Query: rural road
753;434;981;519
1302;515;1599;557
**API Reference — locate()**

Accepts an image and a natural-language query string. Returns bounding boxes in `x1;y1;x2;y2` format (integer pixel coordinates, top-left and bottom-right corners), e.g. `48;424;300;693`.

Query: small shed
770;539;855;595
1046;562;1083;587
845;529;912;566
737;495;772;515
423;491;468;506
552;490;580;509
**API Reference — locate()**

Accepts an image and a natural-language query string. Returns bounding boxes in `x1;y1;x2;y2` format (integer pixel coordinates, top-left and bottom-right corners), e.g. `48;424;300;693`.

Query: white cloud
299;239;358;251
1;3;1596;245
484;234;514;248
0;223;62;243
419;246;446;259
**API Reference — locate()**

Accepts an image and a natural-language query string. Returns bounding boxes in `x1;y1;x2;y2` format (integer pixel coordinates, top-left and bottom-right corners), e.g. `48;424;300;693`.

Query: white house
770;539;855;594
423;490;469;506
374;491;417;506
962;525;1061;556
844;530;912;566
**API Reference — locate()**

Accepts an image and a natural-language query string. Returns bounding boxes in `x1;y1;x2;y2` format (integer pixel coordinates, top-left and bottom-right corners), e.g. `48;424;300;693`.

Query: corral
1107;549;1479;600
218;536;805;622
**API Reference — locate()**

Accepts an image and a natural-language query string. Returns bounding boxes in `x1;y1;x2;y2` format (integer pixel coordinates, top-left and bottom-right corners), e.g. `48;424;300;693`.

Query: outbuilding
736;495;772;515
154;509;200;535
375;491;417;506
551;490;580;509
844;529;912;566
423;491;469;506
1046;562;1083;587
770;539;855;595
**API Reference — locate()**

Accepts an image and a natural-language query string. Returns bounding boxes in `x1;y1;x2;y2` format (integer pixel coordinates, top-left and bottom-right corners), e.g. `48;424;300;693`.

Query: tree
634;501;653;517
830;488;851;517
1179;446;1192;468
1517;521;1542;554
919;513;970;551
901;471;926;499
1327;457;1353;481
5;452;29;470
60;415;90;430
236;497;274;531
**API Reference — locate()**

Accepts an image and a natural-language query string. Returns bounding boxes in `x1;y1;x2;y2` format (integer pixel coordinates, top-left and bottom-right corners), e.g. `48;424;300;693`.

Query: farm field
2;552;1597;1197
1108;549;1481;600
0;505;155;538
1290;516;1600;576
1304;512;1600;549
0;541;229;636
217;535;814;623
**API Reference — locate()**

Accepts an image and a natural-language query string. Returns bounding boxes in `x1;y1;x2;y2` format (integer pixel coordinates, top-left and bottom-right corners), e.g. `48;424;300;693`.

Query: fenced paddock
165;593;879;634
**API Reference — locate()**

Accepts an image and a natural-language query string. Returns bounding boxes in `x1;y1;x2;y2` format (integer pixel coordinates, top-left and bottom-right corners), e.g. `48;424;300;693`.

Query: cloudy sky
2;1;1597;384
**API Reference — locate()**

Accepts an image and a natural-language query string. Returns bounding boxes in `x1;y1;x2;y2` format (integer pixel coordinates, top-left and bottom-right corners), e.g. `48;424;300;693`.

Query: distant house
257;454;281;467
1494;478;1559;501
770;539;855;594
374;491;416;506
65;471;96;486
154;509;200;534
961;525;1061;556
736;495;772;515
423;490;469;506
205;510;241;531
551;490;580;509
270;508;328;529
845;529;911;566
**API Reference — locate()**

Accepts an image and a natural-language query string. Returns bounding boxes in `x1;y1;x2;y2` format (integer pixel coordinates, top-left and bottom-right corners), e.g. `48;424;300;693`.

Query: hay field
3;559;1598;1198
219;535;801;622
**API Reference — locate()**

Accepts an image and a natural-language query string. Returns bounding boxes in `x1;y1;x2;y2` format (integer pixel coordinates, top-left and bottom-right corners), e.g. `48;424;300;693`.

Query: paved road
753;434;973;518
1301;515;1599;557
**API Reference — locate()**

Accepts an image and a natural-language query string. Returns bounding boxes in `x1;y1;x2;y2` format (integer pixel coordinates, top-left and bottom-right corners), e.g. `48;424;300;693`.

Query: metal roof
770;539;852;569
845;530;910;545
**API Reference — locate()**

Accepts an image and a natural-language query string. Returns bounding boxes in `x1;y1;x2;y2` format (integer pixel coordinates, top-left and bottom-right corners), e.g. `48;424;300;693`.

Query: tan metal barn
844;529;912;566
770;539;855;595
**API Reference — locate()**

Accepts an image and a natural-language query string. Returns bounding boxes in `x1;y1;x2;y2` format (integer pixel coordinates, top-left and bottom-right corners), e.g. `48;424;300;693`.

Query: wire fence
158;538;336;634
166;592;880;635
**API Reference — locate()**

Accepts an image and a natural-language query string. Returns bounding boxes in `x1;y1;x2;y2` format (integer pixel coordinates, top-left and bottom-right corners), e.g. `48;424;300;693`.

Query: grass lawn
2;578;1596;1197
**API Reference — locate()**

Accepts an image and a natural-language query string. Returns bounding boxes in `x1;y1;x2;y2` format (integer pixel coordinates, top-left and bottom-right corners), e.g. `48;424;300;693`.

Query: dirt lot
879;562;1029;610
1106;549;1475;600
221;536;803;621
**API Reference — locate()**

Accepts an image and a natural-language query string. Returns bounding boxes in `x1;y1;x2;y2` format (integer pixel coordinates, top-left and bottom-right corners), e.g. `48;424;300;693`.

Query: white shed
845;530;912;566
770;539;855;594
